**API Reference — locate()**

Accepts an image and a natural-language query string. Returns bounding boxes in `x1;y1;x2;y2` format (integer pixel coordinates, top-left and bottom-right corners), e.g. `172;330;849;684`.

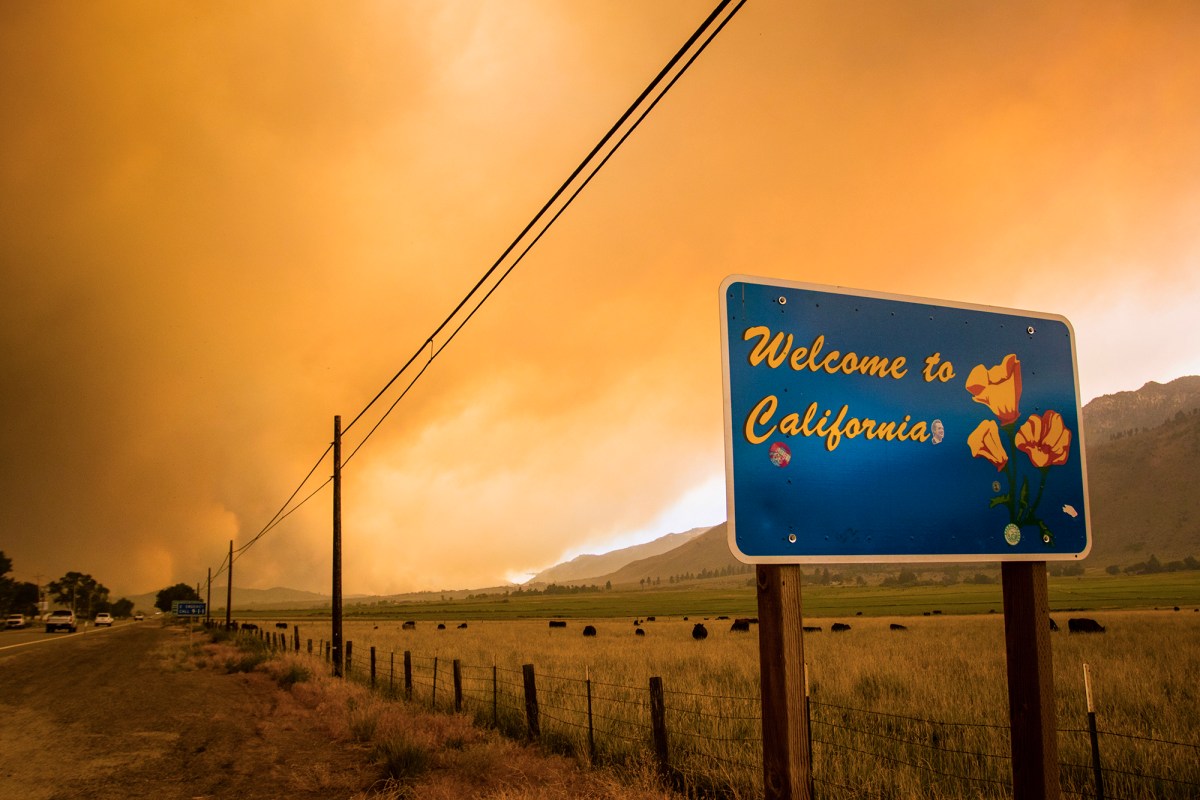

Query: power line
343;0;745;463
204;0;746;588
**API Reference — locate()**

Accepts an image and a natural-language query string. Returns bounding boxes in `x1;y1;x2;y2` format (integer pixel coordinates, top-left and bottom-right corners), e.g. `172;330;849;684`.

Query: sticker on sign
719;276;1090;563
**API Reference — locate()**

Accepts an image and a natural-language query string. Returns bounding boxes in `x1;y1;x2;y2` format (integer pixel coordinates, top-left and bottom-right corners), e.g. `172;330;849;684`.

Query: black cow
889;623;908;631
1049;618;1060;632
831;622;851;632
548;620;567;628
730;619;751;633
275;622;288;629
802;625;822;633
457;623;468;629
436;623;446;630
635;628;645;637
1068;617;1106;633
583;625;597;637
692;623;709;640
402;621;416;630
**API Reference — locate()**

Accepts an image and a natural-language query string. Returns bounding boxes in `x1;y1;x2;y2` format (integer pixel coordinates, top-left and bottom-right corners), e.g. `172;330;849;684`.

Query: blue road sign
173;601;206;617
720;276;1090;563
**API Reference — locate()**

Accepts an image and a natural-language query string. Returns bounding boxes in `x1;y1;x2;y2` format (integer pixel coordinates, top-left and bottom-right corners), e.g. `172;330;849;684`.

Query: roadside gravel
0;623;377;800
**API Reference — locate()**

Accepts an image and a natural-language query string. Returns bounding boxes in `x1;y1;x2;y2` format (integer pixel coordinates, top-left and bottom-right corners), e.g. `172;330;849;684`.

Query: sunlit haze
3;1;1199;598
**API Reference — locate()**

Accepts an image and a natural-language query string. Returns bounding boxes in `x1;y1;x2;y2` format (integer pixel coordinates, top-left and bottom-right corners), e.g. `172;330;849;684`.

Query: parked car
5;614;26;629
45;609;77;633
133;613;144;621
94;612;113;627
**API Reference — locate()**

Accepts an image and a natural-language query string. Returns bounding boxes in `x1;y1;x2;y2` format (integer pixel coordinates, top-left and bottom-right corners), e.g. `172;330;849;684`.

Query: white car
45;610;77;633
94;613;114;627
5;614;26;629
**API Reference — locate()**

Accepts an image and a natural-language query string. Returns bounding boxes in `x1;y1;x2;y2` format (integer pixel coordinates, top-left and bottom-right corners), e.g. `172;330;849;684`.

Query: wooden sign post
756;564;813;800
1002;560;1061;799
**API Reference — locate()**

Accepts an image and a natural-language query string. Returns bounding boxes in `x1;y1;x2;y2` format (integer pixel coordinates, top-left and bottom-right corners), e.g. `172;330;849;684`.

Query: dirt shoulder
0;623;676;800
0;623;376;800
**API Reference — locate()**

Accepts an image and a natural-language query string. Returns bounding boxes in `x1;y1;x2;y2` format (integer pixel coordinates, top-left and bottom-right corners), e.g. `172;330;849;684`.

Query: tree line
0;550;201;620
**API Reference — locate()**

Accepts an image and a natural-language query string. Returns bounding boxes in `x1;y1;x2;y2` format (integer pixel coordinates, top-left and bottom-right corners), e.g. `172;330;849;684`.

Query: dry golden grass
259;610;1198;799
207;634;680;800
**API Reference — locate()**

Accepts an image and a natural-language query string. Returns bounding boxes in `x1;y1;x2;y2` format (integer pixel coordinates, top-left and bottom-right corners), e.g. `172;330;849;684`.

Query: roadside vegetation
195;628;677;799
244;605;1199;798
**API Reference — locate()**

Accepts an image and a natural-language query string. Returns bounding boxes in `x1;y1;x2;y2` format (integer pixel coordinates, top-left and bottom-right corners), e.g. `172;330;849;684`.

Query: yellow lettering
744;395;779;444
744;326;793;368
740;326;907;380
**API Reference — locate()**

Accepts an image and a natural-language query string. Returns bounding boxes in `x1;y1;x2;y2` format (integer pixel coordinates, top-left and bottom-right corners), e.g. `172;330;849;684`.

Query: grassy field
250;599;1200;799
257;570;1200;623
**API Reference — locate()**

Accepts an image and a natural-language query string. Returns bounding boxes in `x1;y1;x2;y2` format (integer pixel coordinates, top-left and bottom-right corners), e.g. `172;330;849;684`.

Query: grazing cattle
692;623;709;640
730;619;751;633
831;622;851;632
548;620;567;628
633;619;642;626
582;625;597;637
1049;618;1060;632
802;626;822;633
1068;617;1106;634
635;628;645;637
889;623;907;631
240;623;258;632
457;623;468;629
402;621;416;630
646;616;656;622
716;615;730;620
275;622;288;629
856;611;863;616
436;623;446;630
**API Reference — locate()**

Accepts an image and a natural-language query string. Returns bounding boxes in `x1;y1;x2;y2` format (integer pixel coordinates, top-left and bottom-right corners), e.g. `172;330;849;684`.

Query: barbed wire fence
238;624;1199;799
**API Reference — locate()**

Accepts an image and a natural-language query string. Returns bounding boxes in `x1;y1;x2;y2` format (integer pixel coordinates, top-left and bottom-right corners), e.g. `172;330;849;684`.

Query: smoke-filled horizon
3;1;1199;599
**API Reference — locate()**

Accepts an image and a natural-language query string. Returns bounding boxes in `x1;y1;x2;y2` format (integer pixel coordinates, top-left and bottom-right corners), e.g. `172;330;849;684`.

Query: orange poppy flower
1016;410;1072;468
965;354;1022;425
968;420;1008;471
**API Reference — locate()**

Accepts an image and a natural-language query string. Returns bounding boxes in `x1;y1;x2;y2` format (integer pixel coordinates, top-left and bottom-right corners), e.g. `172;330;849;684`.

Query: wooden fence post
294;625;299;652
492;661;498;727
586;666;596;764
453;659;463;712
1085;663;1106;800
346;641;353;676
1002;561;1061;800
390;652;395;692
522;663;540;739
307;638;312;655
649;676;670;779
370;646;377;689
432;657;439;709
404;651;413;700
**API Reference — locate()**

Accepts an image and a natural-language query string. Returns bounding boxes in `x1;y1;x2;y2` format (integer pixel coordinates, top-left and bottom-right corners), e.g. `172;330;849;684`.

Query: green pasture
258;570;1200;622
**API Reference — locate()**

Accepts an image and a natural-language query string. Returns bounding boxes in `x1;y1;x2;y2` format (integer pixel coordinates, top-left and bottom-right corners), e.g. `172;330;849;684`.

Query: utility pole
225;540;233;631
206;568;212;627
332;415;343;678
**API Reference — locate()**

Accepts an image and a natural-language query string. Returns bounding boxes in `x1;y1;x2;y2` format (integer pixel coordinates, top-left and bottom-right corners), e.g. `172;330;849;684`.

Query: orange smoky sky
2;1;1198;598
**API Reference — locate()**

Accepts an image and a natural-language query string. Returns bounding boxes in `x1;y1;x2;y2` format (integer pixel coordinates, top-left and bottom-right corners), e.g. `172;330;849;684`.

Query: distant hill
1083;376;1200;445
1083;403;1200;566
125;585;328;613
595;523;741;586
526;527;709;585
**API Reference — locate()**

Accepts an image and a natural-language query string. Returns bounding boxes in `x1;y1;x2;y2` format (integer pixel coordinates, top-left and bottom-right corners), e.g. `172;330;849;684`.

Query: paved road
0;622;374;799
